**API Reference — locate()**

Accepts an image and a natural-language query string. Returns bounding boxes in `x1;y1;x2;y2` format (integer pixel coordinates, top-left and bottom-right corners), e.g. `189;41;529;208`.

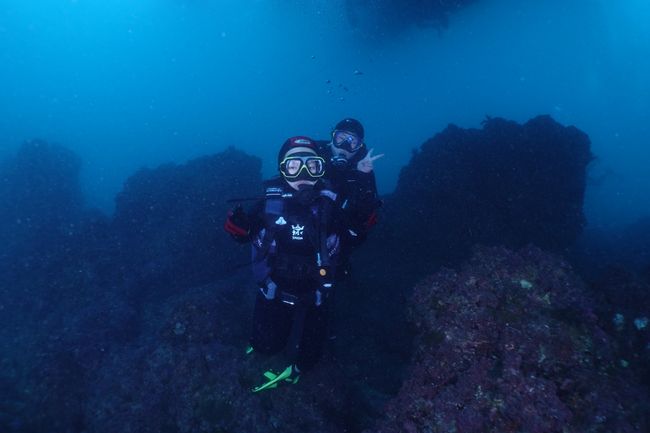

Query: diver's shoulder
262;176;286;191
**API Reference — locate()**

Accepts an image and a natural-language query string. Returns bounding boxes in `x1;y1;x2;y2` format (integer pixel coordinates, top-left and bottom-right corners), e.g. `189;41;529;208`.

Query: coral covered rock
588;268;650;388
341;116;595;409
370;246;649;433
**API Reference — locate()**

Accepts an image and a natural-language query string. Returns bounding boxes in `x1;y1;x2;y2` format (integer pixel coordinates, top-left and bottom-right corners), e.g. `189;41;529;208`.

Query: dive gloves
224;205;250;242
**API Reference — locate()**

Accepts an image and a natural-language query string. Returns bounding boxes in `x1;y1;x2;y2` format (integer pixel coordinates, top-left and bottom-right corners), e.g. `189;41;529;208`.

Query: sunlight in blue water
0;0;648;225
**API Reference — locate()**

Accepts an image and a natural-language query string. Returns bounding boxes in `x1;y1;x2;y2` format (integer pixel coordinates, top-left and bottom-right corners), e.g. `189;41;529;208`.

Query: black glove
224;205;250;242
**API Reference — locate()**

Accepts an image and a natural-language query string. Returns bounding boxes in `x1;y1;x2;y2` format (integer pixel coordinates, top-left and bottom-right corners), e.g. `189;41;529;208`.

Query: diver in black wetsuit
315;118;383;277
224;136;342;392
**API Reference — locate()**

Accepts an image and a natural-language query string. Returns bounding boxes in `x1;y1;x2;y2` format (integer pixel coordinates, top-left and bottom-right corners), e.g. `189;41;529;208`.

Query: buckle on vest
279;292;299;306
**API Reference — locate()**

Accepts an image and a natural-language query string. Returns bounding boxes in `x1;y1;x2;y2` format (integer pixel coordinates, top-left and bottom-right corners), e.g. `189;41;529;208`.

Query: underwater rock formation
387;115;592;265
340;116;594;393
316;115;595;425
570;219;650;383
370;245;649;433
588;268;650;388
112;147;261;292
3;125;644;433
0;140;106;346
7;280;350;433
0;139;84;265
0;144;270;433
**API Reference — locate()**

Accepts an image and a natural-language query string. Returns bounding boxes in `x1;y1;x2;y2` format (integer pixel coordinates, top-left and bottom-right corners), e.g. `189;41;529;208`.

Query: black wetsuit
315;141;380;260
244;177;341;371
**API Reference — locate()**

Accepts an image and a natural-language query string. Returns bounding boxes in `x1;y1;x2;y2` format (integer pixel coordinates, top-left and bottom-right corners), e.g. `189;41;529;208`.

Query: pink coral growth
371;245;649;433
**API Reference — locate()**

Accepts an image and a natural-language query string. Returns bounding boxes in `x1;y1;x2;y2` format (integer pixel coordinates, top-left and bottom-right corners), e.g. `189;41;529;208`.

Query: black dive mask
332;130;363;153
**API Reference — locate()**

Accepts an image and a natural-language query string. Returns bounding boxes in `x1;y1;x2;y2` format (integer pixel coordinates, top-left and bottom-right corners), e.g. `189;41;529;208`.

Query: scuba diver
316;118;383;276
224;136;341;392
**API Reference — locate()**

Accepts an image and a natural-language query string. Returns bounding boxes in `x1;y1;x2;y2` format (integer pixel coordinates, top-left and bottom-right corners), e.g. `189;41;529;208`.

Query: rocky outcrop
386;115;592;265
0;139;84;268
370;246;649;433
112;147;262;293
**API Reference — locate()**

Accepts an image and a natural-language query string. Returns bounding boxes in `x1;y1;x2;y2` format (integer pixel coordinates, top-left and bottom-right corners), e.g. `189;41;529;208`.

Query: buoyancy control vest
252;180;339;288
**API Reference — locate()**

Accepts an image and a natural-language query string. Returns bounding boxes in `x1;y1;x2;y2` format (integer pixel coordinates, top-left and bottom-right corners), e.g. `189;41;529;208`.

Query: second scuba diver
224;136;342;392
316;118;383;276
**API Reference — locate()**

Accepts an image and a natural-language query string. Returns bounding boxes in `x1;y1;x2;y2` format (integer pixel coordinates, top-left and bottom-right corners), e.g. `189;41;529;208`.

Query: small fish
353;70;363;75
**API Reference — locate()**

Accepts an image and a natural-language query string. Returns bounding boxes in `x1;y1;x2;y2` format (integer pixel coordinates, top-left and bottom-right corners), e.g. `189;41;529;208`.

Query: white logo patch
275;216;287;225
291;224;305;240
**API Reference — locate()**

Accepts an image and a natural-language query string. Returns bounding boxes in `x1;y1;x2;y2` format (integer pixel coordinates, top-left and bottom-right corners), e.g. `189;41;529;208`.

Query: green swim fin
252;365;300;393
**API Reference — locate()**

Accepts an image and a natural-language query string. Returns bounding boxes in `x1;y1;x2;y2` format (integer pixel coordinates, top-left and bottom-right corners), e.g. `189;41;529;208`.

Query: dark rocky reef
369;246;649;433
0;139;84;269
0;141;108;365
112;147;262;293
0;141;260;314
0;142;268;433
588;268;650;388
387;115;592;266
569;218;650;386
334;115;595;420
2;121;646;433
15;280;351;433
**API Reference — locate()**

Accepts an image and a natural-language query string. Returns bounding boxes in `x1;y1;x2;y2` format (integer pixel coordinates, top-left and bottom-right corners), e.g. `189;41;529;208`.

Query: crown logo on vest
291;224;305;240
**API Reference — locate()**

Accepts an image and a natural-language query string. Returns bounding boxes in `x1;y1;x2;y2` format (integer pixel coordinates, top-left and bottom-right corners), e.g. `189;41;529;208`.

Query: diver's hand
224;205;250;242
357;148;384;173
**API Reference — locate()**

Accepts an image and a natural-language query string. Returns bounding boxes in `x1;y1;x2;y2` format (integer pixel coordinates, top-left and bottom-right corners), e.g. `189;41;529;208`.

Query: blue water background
0;0;648;227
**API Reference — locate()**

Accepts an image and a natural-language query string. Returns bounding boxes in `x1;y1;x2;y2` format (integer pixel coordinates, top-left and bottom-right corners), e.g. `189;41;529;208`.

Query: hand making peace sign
357;148;385;174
